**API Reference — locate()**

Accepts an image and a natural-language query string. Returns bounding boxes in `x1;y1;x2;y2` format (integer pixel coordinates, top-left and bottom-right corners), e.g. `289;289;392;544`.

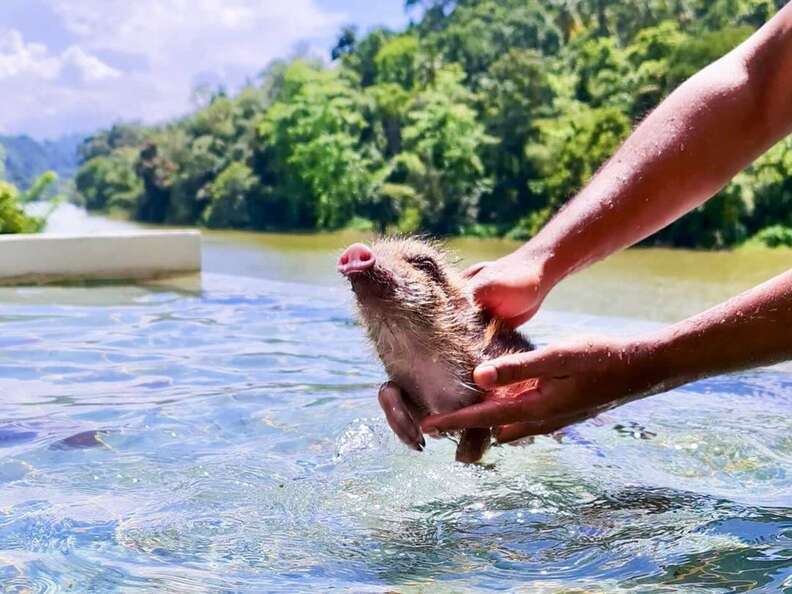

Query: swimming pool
0;270;789;592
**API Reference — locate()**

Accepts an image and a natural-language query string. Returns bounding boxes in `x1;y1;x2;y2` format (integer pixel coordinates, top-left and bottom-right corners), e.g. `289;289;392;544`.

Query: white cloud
0;27;124;137
0;28;120;84
50;0;342;80
0;29;58;80
61;46;121;83
1;0;343;137
0;29;121;92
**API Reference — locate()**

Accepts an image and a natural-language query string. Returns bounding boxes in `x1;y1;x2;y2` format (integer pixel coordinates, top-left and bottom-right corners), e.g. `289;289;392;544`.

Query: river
0;203;783;592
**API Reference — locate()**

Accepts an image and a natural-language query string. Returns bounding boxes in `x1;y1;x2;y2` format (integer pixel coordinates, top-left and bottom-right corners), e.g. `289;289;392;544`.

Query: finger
462;261;489;279
468;278;500;310
503;303;541;329
496;422;551;443
494;421;557;443
494;412;590;443
473;350;571;389
421;391;543;433
378;382;425;451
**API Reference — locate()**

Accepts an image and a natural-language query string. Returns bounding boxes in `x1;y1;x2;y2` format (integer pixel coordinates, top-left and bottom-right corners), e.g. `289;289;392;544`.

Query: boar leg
455;427;492;463
378;381;425;451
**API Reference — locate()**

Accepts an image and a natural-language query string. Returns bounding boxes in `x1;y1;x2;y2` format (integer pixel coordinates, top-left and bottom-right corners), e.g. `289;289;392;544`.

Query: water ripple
0;273;787;591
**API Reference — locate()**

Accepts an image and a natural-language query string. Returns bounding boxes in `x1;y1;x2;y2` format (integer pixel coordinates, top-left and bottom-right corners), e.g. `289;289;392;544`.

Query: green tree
565;0;697;41
258;60;378;229
748;225;792;248
366;82;411;159
135;141;177;223
567;34;632;110
202;161;258;228
78;123;143;162
477;48;556;226
742;137;792;232
651;180;750;248
697;0;783;30
374;34;421;89
331;25;358;61
623;20;686;117
75;148;142;211
72;0;791;249
665;26;753;90
513;101;631;238
394;65;494;234
334;27;394;87
420;1;562;76
0;181;44;234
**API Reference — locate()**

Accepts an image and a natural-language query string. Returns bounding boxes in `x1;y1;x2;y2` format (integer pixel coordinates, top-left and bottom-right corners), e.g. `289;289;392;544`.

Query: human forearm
464;6;792;327
524;4;792;286
637;269;792;392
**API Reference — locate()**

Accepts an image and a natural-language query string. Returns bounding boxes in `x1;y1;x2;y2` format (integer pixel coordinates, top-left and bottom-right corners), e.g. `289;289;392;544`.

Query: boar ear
483;320;534;359
477;307;493;325
482;317;500;351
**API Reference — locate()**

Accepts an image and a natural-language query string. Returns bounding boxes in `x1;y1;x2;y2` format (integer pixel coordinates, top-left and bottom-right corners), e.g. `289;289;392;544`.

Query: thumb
473;348;571;389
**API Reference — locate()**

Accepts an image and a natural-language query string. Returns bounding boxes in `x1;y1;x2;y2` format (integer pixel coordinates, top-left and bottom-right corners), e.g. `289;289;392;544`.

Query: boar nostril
338;243;376;275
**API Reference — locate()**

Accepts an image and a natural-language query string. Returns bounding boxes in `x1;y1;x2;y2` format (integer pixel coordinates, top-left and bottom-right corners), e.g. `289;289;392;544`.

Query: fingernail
419;435;426;448
416;443;424;452
474;365;497;389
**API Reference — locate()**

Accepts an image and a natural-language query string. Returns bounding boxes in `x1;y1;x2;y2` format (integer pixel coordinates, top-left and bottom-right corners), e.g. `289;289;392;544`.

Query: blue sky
0;1;411;139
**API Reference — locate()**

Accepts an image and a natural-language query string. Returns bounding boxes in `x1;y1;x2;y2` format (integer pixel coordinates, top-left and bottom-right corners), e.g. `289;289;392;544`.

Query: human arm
422;269;792;441
469;3;792;326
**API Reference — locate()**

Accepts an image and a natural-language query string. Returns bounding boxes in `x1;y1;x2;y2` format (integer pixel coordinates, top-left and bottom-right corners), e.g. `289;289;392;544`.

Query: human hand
464;248;557;328
420;336;659;443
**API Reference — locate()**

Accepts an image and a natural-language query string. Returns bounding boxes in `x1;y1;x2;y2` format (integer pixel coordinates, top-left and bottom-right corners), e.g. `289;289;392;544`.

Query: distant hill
0;134;82;189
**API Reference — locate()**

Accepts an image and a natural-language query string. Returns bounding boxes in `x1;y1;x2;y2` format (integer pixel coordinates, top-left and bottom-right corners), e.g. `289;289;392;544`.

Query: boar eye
407;255;443;281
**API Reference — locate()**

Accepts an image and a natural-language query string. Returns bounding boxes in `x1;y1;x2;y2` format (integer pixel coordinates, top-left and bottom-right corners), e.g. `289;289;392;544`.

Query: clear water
0;221;790;592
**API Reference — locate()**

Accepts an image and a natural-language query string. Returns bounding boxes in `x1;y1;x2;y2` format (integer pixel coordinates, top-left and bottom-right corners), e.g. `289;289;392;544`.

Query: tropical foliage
0;175;54;234
74;0;792;247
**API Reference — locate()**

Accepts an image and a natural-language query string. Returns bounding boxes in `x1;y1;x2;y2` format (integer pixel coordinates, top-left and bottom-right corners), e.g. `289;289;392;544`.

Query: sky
0;0;411;139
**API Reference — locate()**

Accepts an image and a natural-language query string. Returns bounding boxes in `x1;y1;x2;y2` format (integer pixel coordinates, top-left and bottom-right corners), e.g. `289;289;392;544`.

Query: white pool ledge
0;230;201;284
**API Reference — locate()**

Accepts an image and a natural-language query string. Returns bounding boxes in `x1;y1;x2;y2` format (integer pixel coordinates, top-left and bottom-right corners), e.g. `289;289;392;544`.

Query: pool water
0;268;790;592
